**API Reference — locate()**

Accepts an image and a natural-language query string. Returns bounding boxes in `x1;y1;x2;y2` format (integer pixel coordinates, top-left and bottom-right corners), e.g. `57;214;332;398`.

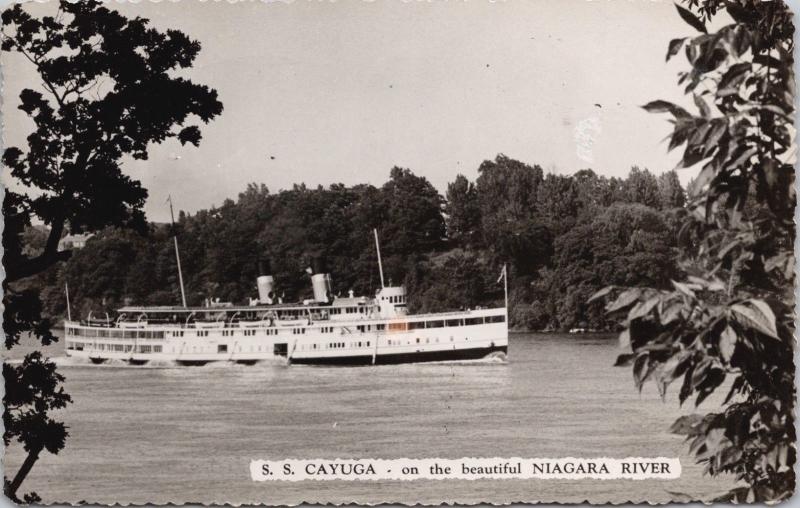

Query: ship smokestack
257;258;275;304
311;256;332;303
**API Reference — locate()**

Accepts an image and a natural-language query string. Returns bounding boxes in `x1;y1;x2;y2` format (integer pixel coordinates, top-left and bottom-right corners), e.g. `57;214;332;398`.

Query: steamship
64;234;508;366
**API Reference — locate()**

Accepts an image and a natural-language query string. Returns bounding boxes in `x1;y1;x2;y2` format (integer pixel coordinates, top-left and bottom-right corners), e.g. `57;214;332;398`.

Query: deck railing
65;311;506;343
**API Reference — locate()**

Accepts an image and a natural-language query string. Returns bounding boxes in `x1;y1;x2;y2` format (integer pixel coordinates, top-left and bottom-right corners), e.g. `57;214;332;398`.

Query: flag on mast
497;263;508;310
496;264;507;284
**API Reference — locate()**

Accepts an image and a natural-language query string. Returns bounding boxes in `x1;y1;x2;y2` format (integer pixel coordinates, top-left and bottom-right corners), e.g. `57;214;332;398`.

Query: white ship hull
65;307;508;366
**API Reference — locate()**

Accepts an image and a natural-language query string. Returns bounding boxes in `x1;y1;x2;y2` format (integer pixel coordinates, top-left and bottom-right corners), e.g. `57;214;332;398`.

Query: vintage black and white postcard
1;0;795;504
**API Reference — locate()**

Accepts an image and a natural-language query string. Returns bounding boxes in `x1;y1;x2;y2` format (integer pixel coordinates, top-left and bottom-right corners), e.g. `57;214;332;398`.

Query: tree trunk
6;445;42;501
4;211;70;284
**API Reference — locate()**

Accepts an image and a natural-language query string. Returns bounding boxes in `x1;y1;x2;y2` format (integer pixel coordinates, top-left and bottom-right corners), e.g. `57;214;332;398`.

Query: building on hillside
58;233;93;250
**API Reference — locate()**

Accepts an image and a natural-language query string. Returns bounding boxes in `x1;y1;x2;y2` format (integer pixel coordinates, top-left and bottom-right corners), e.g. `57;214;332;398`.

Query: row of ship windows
68;337;474;354
67;342;267;354
291;327;340;334
387;336;453;346
65;328;166;339
260;307;366;318
321;338;454;352
302;341;371;351
67;328;282;339
66;315;505;339
372;314;505;332
66;342;163;353
221;329;278;337
300;338;460;350
329;307;366;315
67;341;372;354
297;337;460;350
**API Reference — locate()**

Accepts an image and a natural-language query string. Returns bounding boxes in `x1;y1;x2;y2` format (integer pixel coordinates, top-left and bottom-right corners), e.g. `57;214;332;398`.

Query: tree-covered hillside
28;156;686;331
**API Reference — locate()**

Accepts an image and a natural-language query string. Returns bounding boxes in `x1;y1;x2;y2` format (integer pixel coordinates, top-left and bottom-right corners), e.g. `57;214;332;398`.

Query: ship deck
69;306;507;330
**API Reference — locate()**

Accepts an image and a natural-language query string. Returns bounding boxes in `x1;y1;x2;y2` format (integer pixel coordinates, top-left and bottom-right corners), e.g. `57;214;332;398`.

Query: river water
3;332;734;504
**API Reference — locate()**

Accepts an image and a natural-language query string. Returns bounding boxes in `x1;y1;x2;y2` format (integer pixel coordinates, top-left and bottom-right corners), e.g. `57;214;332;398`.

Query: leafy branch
593;0;795;502
2;1;223;501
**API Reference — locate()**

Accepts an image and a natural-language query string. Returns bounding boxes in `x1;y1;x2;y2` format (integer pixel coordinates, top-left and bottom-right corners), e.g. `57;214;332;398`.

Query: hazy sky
3;0;704;223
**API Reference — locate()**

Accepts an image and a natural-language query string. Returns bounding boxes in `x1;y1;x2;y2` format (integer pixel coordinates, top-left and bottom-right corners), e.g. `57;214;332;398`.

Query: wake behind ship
64;236;509;367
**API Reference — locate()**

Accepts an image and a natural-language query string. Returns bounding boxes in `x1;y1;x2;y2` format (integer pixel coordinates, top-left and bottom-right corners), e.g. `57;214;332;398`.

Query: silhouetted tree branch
2;0;223;500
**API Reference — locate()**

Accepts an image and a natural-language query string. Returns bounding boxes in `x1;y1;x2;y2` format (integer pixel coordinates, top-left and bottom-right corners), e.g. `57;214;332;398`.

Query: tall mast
373;228;385;289
65;282;72;321
503;263;508;311
168;195;188;307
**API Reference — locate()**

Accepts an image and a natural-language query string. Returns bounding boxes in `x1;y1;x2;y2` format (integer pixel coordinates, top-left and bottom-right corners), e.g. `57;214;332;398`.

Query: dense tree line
29;157;686;332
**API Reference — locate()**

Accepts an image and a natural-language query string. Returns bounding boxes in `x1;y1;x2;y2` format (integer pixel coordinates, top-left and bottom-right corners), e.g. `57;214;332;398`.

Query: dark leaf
717;63;751;96
633;353;651;391
606;288;642;312
670;414;704;435
666;38;687;61
730;299;779;339
614;353;635;367
688;164;715;197
675;3;707;33
628;297;659;321
693;94;711;118
725;1;755;24
642;100;692;120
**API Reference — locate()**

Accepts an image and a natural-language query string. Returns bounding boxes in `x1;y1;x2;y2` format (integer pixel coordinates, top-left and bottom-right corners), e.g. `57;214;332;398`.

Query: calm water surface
4;333;734;504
